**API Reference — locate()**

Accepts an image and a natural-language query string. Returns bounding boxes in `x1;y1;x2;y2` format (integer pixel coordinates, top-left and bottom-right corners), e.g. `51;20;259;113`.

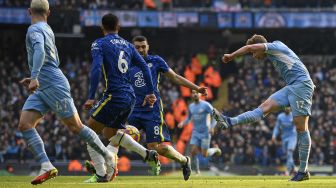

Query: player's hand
19;78;32;90
271;137;277;144
177;122;184;129
197;86;208;96
222;54;233;63
28;79;39;92
143;94;157;108
84;100;95;110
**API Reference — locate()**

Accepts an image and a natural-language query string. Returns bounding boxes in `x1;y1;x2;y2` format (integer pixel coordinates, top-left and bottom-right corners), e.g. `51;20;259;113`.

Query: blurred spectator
0;31;334;169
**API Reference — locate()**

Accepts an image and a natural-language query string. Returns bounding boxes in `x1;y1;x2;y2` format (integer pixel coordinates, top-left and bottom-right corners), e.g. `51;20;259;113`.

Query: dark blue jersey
88;34;154;99
129;55;169;112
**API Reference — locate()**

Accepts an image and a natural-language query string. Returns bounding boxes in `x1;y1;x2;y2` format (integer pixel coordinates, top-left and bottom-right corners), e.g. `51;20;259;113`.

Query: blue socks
230;107;263;126
297;131;311;172
22;129;49;163
286;150;295;173
78;125;108;157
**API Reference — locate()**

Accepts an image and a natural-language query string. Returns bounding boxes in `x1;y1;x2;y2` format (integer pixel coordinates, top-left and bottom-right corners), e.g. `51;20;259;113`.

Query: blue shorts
128;110;171;143
22;85;77;119
282;136;297;151
90;93;135;129
269;80;314;117
190;132;211;150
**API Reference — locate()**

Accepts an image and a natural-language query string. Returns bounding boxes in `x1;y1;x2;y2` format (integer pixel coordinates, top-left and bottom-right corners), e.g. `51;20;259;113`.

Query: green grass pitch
0;176;335;188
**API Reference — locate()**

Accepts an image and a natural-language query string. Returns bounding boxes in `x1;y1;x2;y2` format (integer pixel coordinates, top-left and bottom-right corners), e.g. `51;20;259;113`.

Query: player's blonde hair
246;34;267;45
30;0;49;14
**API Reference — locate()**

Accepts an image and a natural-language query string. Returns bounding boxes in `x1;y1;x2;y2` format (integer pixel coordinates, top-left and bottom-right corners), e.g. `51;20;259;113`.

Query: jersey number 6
118;51;128;73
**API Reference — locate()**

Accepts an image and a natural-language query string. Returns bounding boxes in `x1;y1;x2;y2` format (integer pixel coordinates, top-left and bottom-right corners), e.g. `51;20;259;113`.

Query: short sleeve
264;41;288;54
28;30;44;46
204;102;213;114
156;56;170;73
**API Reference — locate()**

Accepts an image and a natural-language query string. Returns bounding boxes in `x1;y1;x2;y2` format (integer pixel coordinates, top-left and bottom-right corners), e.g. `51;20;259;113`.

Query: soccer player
213;34;314;181
178;90;221;175
82;14;160;183
272;108;297;175
19;0;115;185
128;36;208;180
85;36;208;181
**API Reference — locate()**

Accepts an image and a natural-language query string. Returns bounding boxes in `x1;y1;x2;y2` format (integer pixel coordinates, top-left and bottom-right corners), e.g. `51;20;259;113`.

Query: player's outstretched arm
222;43;266;63
164;69;207;96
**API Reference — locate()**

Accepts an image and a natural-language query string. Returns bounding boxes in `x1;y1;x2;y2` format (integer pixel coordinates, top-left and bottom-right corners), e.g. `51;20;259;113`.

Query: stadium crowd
0;32;335;169
1;0;335;9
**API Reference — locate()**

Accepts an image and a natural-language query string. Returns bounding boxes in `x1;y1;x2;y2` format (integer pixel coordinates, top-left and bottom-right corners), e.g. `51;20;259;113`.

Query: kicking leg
213;87;289;129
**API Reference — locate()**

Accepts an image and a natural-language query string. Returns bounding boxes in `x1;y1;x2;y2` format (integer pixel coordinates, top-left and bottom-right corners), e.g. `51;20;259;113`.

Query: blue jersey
264;41;312;85
183;100;214;135
89;34;154;100
273;112;296;140
129;55;169;112
26;22;69;90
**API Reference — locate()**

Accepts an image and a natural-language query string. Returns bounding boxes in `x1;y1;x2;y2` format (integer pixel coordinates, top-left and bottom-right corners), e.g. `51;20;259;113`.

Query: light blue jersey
23;21;76;118
184;100;214;137
266;41;315;117
273;112;296;141
26;22;68;90
264;41;312;85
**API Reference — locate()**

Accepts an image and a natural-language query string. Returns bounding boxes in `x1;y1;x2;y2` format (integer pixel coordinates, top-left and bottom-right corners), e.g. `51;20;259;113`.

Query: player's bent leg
62;114;109;156
214;98;282;129
232;98;281;125
290;116;311;181
109;130;161;175
87;117;105;134
204;148;222;158
62;114;116;182
19;110;57;185
148;142;187;164
147;142;190;180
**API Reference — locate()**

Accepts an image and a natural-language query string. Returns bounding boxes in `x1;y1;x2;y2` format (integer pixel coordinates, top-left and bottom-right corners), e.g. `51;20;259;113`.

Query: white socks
87;144;106;177
109;131;147;159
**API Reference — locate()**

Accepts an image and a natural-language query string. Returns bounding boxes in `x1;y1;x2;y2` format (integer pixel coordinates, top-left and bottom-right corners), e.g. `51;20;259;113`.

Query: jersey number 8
118;51;128;73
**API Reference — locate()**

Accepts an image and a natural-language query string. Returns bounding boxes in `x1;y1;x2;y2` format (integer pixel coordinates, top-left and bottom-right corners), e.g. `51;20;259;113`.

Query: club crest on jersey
148;63;153;68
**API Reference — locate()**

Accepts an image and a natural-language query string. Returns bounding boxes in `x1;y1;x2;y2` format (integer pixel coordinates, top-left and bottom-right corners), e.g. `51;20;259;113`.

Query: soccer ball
124;125;140;142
